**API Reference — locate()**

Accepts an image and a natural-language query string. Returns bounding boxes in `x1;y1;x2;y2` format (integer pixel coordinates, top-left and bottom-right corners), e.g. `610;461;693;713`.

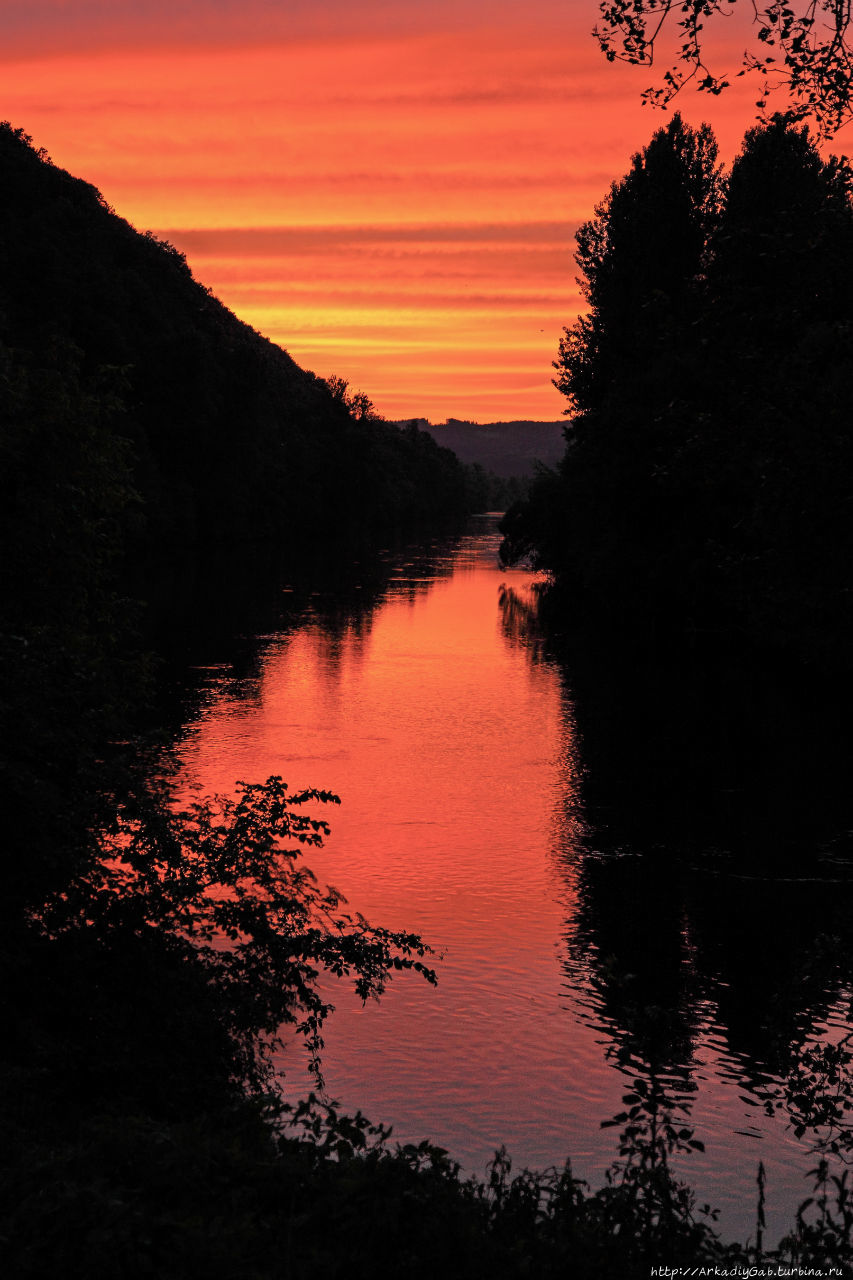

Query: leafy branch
33;775;437;1090
594;0;853;136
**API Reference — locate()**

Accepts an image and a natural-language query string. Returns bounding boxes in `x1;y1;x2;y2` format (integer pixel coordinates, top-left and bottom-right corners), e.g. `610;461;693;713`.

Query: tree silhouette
553;113;720;418
501;116;853;662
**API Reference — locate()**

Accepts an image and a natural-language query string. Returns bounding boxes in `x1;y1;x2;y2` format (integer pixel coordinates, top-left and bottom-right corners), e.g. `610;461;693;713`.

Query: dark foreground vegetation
1;118;852;1275
4;765;852;1277
501;114;853;669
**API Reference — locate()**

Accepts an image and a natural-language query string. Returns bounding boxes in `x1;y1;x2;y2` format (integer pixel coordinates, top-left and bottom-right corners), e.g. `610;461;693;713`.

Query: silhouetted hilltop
393;418;565;478
0;123;470;555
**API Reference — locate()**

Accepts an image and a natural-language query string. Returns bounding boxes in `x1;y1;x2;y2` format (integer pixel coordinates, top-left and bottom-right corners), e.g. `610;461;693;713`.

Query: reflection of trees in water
497;584;853;1124
497;581;550;663
157;528;470;733
566;848;853;1084
566;853;704;1080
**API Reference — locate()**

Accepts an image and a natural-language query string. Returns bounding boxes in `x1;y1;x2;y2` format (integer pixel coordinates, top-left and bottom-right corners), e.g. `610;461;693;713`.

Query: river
170;514;853;1245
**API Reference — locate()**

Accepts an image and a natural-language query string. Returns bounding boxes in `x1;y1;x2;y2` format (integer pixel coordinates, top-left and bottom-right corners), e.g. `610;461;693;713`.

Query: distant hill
393;418;566;478
0;123;473;560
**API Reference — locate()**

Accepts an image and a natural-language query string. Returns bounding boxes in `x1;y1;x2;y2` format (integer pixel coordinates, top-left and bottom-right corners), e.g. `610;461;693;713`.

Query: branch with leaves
594;0;853;136
35;775;437;1091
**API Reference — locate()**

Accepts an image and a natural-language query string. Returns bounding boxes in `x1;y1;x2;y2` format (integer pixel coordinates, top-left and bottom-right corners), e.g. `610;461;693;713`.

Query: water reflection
155;529;471;736
171;520;852;1245
498;578;853;1238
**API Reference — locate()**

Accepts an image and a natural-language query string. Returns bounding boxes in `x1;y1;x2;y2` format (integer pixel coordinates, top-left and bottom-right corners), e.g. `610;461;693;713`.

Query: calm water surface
173;516;852;1243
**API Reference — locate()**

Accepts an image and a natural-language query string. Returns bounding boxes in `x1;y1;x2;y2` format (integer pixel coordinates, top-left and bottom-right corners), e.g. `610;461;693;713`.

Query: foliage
0;338;147;914
32;775;436;1093
758;979;853;1190
6;1052;853;1277
553;113;721;418
593;1058;853;1271
4;760;853;1274
594;0;853;137
597;1073;715;1256
501;114;853;665
785;1030;853;1158
783;1158;853;1264
461;460;529;513
324;373;377;422
318;375;520;521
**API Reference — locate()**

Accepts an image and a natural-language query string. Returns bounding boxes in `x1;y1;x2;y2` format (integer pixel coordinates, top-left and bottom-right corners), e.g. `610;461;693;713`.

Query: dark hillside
395;417;565;478
0;123;470;554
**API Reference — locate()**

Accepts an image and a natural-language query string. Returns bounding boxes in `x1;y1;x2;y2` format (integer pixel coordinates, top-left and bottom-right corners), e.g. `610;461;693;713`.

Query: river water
171;515;853;1244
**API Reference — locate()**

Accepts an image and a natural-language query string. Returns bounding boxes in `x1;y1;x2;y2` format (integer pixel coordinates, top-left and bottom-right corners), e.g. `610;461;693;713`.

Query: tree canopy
595;0;853;137
501;114;853;663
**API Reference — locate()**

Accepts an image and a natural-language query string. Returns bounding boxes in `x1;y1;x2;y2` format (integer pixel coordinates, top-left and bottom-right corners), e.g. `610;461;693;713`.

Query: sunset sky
4;0;770;421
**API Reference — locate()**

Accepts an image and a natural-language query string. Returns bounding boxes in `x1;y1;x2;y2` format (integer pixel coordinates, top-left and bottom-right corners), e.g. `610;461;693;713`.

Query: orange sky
2;1;781;421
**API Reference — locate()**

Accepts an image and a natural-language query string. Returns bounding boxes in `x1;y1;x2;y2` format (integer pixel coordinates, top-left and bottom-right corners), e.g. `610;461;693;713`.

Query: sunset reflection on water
173;516;847;1242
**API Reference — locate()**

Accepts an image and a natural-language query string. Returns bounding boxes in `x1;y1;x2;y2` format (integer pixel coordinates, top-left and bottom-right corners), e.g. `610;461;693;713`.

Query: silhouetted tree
553;113;720;419
501;116;853;662
324;373;377;422
502;115;721;617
